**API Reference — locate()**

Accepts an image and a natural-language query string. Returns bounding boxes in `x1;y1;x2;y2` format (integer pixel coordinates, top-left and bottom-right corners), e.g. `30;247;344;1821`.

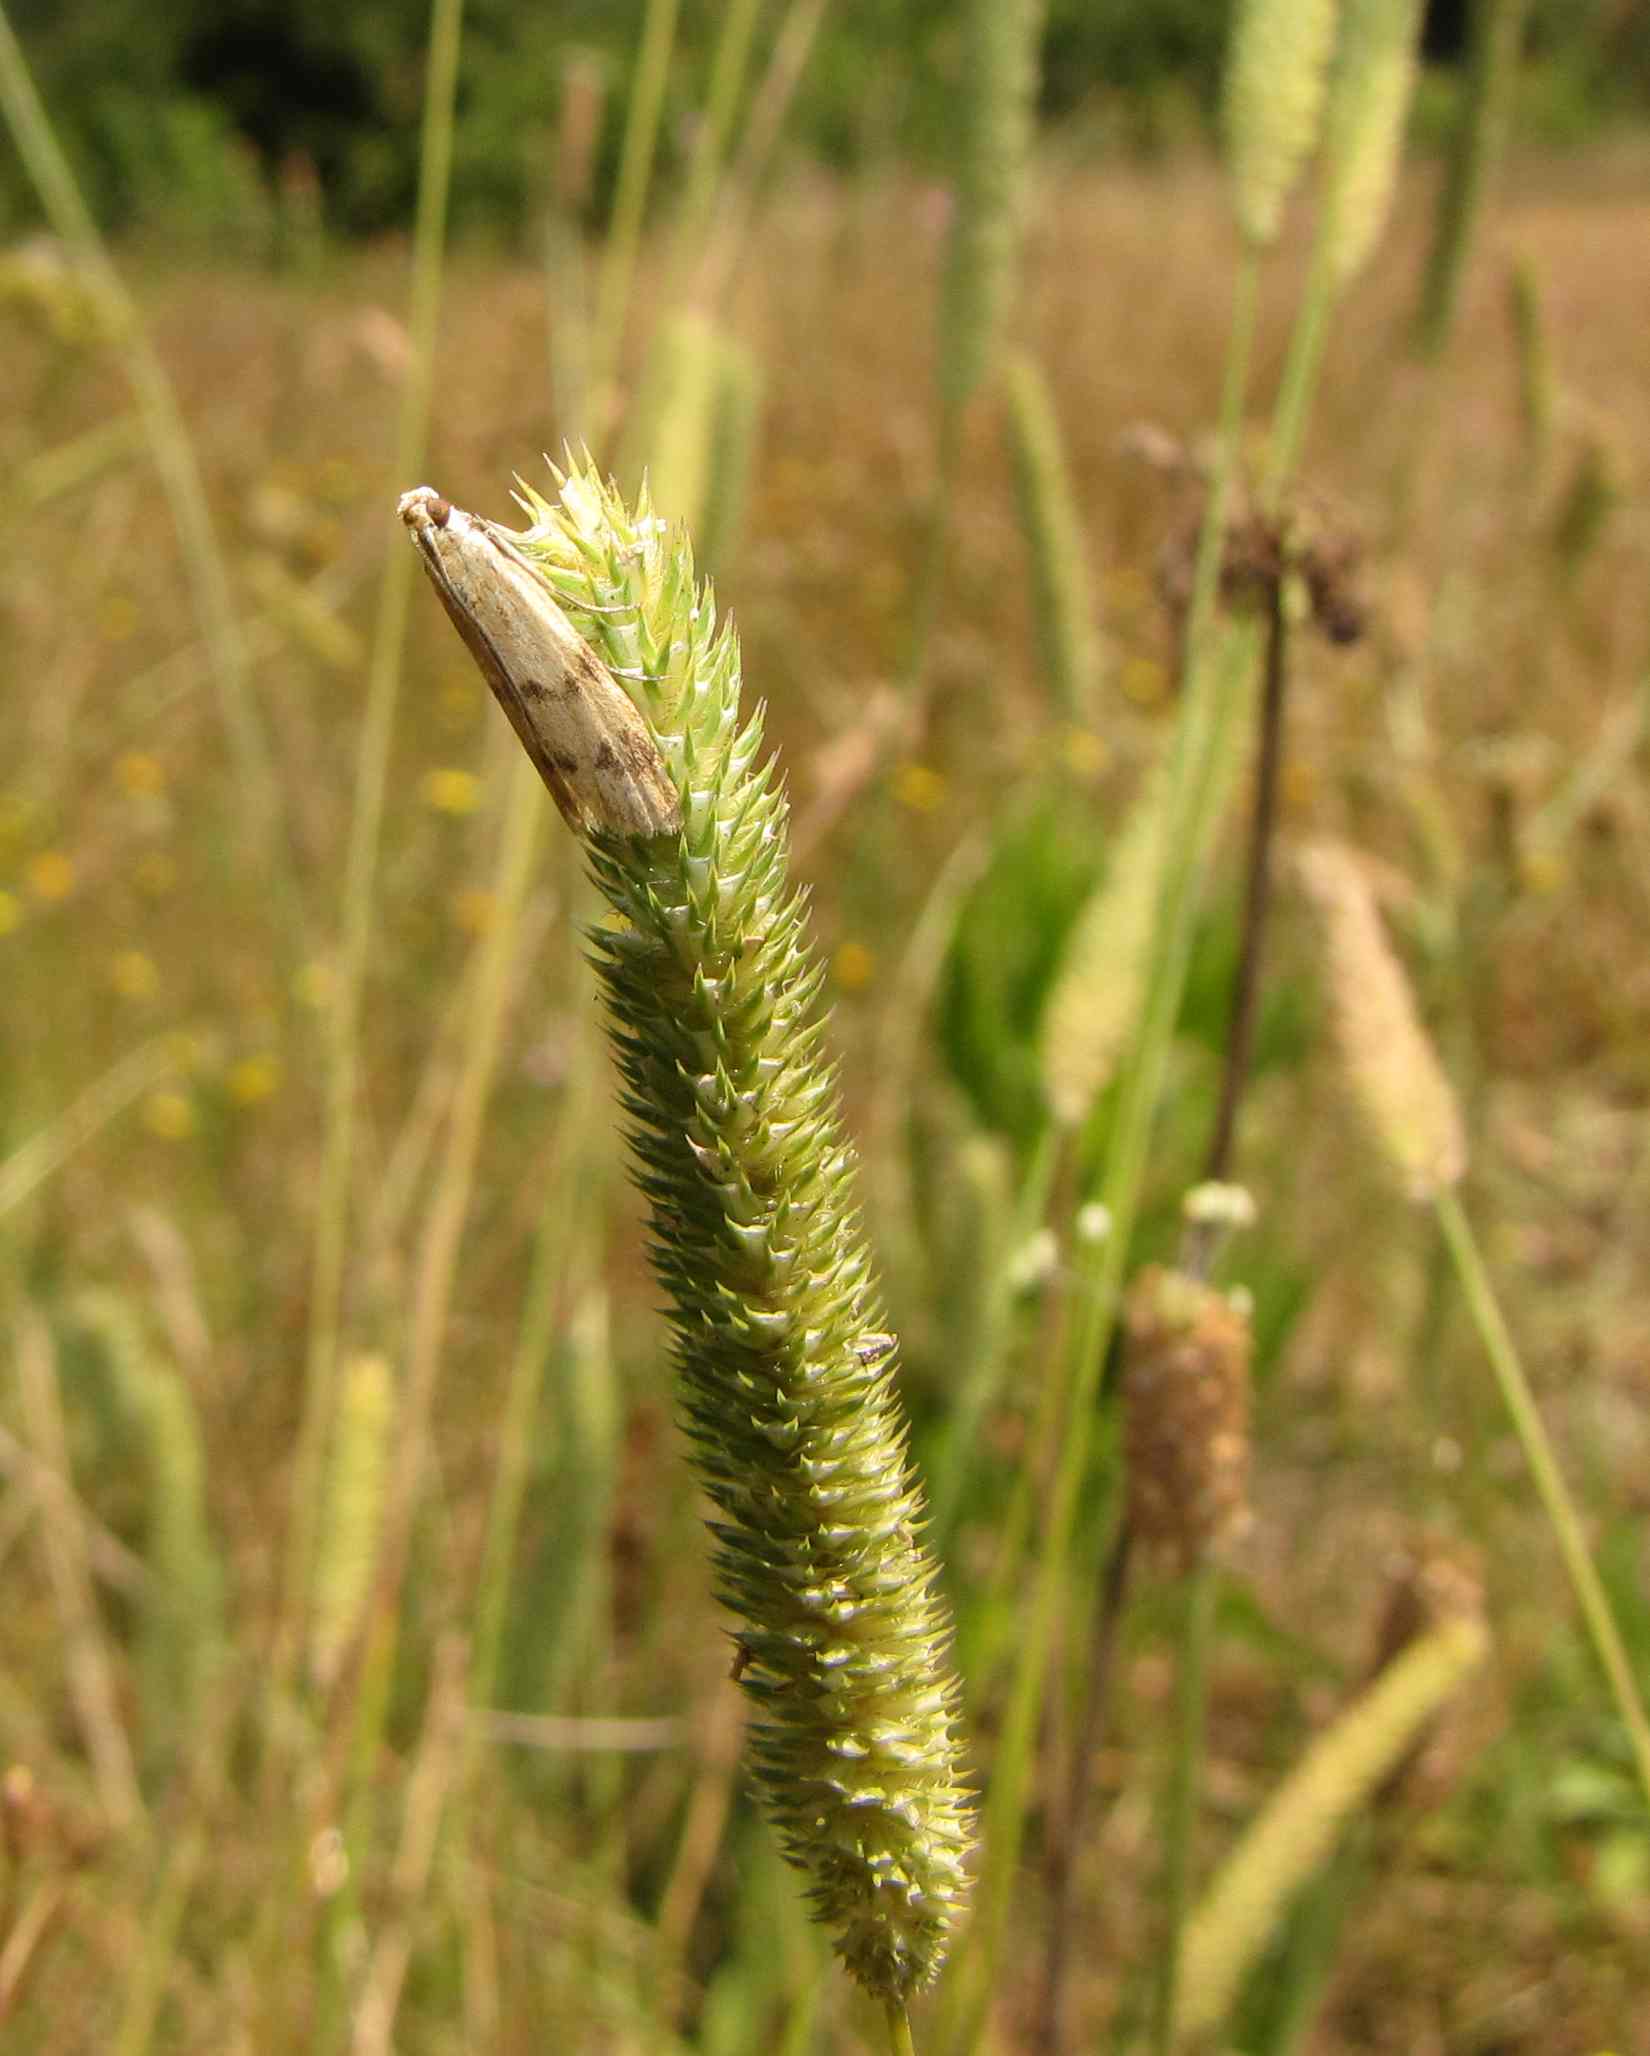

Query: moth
398;486;682;841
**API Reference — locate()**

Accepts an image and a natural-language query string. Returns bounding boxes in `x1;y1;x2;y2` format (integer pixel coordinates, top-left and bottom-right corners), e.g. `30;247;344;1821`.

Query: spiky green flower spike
401;460;973;2008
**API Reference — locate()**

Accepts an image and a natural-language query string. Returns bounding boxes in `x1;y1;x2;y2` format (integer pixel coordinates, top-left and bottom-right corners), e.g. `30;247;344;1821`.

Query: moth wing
509;625;683;840
413;500;681;842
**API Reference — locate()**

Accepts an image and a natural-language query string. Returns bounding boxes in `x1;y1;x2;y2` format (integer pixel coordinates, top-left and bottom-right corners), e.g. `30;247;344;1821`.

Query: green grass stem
0;5;300;934
14;1307;144;1835
1434;1186;1650;1816
275;0;465;1750
0;1037;180;1223
589;0;682;421
936;259;1261;2053
925;1122;1060;1552
466;917;606;1722
886;2000;918;2055
670;0;765;279
693;0;833;313
358;753;543;1673
1149;1566;1216;2056
1415;0;1531;357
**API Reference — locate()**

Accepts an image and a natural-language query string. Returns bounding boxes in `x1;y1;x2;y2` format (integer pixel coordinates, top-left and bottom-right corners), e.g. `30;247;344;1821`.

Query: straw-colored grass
2;131;1648;2052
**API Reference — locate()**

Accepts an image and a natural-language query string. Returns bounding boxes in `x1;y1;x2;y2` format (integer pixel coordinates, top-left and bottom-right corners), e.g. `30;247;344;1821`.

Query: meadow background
3;2;1650;2050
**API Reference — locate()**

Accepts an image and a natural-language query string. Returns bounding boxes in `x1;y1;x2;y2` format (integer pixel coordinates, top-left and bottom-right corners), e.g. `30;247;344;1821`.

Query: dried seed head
1320;0;1425;289
1225;0;1339;248
1296;841;1467;1199
1123;1266;1253;1570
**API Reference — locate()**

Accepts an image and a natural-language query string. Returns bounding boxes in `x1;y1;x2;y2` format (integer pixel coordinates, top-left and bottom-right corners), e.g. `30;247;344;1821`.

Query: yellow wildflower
116;752;166;796
143;1090;196;1140
422;767;482;815
109;950;160;1000
833;940;876;991
26;851;75;902
1120;655;1170;708
228;1054;282;1104
893;764;947;814
1062;727;1108;779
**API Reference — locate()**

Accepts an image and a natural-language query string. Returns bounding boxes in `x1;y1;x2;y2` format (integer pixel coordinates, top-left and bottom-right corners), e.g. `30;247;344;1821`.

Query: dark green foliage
937;793;1099;1146
1178;889;1314;1079
5;0;1642;243
513;465;973;2003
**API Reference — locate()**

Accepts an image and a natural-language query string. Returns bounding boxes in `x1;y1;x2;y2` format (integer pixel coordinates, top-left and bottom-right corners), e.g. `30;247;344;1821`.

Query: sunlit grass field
4;130;1650;2051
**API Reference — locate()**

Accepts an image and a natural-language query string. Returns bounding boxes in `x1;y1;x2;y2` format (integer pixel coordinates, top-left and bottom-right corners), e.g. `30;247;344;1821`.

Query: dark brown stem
1202;577;1290;1193
1036;1519;1134;2052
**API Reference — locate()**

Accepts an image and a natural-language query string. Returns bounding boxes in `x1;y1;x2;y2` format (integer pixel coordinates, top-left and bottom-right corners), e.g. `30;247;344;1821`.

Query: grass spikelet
414;460;973;2008
64;1291;224;1782
1001;346;1101;719
1174;1609;1488;2042
1040;757;1170;1128
1224;0;1339;250
1122;1266;1252;1571
1296;840;1466;1199
937;0;1046;429
1319;0;1425;290
308;1351;395;1694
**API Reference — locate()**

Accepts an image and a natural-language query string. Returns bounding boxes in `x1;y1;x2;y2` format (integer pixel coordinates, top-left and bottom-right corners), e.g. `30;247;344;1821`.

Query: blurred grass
2;141;1650;2051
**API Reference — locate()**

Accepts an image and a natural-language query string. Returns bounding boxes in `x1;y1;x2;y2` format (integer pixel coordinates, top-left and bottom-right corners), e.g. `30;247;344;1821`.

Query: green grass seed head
1002;346;1101;720
66;1291;224;1778
309;1350;395;1693
938;0;1046;429
1041;754;1170;1128
1224;0;1339;249
436;460;974;2003
1175;1608;1488;2041
1320;0;1425;289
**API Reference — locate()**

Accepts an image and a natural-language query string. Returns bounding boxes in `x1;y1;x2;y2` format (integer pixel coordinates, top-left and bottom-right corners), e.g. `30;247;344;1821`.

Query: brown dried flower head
1123;1265;1253;1571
